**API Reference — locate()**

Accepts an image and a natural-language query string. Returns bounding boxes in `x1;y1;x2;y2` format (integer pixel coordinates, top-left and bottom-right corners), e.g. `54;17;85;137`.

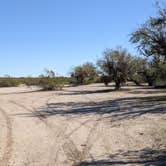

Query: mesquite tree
97;48;131;90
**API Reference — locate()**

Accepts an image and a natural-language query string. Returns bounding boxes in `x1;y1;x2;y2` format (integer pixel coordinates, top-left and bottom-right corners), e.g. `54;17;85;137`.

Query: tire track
9;100;48;125
9;87;113;164
29;91;92;165
78;96;105;162
45;89;97;164
0;107;13;166
31;93;84;165
32;96;84;165
75;87;105;159
9;94;82;165
70;87;119;163
53;87;108;164
43;93;84;165
8;88;111;165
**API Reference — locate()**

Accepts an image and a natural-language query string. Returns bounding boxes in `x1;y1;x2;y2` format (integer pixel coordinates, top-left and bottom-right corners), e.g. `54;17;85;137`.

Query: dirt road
0;84;166;166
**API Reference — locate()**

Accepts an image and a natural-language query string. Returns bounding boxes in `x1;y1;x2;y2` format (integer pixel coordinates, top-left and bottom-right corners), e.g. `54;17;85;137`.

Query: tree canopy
71;62;98;85
130;4;166;60
97;47;131;89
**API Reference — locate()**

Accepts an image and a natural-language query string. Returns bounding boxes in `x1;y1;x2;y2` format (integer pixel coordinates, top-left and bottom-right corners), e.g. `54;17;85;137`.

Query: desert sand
0;84;166;166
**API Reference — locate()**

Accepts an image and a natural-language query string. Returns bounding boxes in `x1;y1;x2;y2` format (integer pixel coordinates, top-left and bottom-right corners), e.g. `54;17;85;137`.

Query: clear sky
0;0;160;77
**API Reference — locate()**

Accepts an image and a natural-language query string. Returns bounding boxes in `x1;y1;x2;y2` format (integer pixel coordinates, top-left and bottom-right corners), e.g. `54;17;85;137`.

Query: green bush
71;62;98;85
0;77;72;90
38;78;64;91
155;63;166;87
0;78;19;87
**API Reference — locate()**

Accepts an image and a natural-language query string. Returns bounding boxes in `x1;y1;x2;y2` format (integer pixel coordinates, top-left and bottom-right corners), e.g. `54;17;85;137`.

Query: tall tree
130;4;166;60
130;3;166;87
97;48;131;90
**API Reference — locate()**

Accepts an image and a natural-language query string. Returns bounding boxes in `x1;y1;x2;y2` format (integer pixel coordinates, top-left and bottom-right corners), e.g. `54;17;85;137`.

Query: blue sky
0;0;159;76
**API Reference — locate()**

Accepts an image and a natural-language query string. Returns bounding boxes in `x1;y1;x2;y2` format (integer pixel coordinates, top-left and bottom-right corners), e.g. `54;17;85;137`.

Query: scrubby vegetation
0;77;73;90
38;77;72;91
71;62;99;85
97;48;132;89
0;68;73;90
0;78;20;87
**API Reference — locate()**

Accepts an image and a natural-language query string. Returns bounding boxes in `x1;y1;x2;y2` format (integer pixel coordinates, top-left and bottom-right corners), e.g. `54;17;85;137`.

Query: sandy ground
0;84;166;166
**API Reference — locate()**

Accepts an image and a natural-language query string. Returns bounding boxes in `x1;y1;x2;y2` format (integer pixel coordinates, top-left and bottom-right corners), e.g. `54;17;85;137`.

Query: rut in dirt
0;107;13;166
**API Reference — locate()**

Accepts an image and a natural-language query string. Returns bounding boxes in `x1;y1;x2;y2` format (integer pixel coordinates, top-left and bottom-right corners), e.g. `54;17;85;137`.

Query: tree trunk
115;80;121;90
104;82;109;86
148;81;153;86
133;80;141;86
146;77;154;86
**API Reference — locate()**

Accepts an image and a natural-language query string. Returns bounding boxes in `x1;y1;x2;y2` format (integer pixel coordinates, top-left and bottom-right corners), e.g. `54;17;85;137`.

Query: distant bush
38;78;65;91
0;78;19;87
71;62;99;85
0;77;72;90
38;79;57;91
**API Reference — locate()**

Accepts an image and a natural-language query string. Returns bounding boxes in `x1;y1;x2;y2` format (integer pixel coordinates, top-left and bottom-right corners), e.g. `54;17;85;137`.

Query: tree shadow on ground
15;95;166;122
0;89;44;96
60;88;131;95
60;89;116;95
77;149;166;166
129;88;166;95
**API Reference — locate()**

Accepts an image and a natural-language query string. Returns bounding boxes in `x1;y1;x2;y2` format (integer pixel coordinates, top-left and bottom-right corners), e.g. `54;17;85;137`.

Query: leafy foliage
71;62;98;85
130;4;166;60
127;57;147;85
0;77;72;90
97;47;131;89
130;4;166;87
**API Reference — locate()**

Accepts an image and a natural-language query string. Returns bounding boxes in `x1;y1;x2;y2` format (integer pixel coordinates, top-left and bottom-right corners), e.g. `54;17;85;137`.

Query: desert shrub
97;48;131;89
71;62;98;85
0;77;72;90
0;78;19;87
38;78;66;91
38;79;56;90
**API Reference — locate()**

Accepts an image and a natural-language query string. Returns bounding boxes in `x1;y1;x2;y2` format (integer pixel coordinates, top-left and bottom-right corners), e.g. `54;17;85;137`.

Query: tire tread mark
0;107;13;166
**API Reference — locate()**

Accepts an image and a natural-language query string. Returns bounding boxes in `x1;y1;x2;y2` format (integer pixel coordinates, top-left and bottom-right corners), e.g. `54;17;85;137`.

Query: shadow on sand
16;95;166;122
77;149;166;166
129;89;166;95
14;89;166;165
